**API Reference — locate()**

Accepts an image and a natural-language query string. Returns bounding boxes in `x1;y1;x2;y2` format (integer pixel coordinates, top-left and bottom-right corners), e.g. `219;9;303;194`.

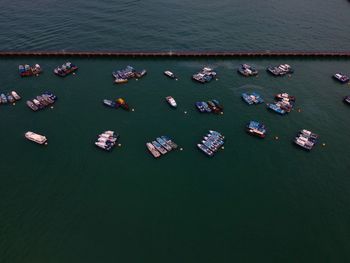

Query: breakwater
1;51;350;57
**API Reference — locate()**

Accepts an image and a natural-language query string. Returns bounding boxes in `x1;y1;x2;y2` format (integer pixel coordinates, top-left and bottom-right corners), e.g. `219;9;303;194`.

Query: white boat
25;131;47;145
164;70;176;79
11;91;21;100
165;96;177;108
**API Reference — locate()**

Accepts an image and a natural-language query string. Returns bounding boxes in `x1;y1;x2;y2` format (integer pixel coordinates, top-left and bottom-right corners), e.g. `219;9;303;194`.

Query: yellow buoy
221;146;225;150
118;143;122;147
180;148;183;151
45;142;48;145
51;106;54;109
184;111;187;114
322;143;326;147
220;112;224;115
132;108;135;112
275;136;279;140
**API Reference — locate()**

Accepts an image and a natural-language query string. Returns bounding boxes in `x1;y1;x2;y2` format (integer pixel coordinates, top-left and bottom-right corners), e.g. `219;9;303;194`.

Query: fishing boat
18;64;42;77
156;137;172;151
192;67;217;83
237;64;258;76
151;141;167;155
242;92;264;105
195;102;206;112
294;129;318;151
116;98;130;110
333;73;350;83
202;102;212;112
146;142;161;158
113;65;146;83
267;64;293;76
207;101;221;114
165;96;177;108
275;93;296;101
197;144;214;157
135;69;147;78
344;96;350;105
160;135;178;149
209;130;225;139
197;130;224;157
43;92;57;101
53;62;78;77
164;70;176;79
11;91;21;100
95;131;119;151
246;121;266;138
103;99;118;108
212;99;224;111
25;131;47;144
267;103;286;115
26;100;39;111
1;94;8;104
115;78;128;84
6;94;15;103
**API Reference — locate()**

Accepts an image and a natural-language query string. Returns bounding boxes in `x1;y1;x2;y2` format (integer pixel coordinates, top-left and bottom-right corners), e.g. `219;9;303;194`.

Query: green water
1;57;350;262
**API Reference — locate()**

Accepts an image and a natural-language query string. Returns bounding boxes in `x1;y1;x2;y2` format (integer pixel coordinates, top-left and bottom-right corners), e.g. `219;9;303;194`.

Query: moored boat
152;140;167;155
26;100;39;111
246;121;266;138
156;137;172;151
344;96;350;104
267;103;286;115
238;64;258;77
192;67;217;83
19;64;42;77
53;62;78;77
294;129;318;151
7;94;15;103
195;102;206;112
333;73;349;83
197;144;214;157
160;135;178;149
116;98;130;110
11;91;21;100
103;99;118;108
146;142;161;158
165;96;177;108
1;93;8;104
95;130;119;151
267;64;293;76
25;131;47;144
164;70;176;79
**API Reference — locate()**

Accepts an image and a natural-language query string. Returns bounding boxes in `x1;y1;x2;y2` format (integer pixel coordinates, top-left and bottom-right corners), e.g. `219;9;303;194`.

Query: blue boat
242;92;263;105
43;91;57;101
1;93;8;104
195;102;206;112
242;93;253;105
246;121;267;138
267;103;286;115
156;137;172;151
160;136;178;149
197;144;214;157
209;130;224;139
202;102;212;112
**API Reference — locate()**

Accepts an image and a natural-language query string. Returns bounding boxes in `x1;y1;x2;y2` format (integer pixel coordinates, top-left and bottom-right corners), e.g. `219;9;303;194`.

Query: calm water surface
1;1;350;262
